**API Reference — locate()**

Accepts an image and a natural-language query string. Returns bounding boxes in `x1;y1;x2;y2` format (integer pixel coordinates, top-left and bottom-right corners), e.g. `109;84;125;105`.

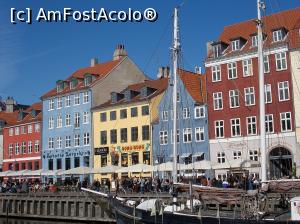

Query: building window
249;150;258;161
9;144;13;156
21;126;26;134
57;97;62;109
176;92;180;102
280;112;292;132
83;91;89;103
49;117;54;129
278;81;290;101
100;131;107;145
131;127;138;142
15;127;19;135
275;52;287;71
215;120;224;138
247;116;257;135
265;114;274;133
217;152;226;163
83;111;89;124
35;123;40;132
243;59;252;77
57;114;62;128
74;134;80;147
65;114;71;126
48;138;54;149
212;65;221;82
49;99;54;110
162;111;168;121
213;92;223;110
194;106;205;118
233;151;242;160
131;107;138;117
28;125;32;133
213;44;222;58
110;129;117;144
244;87;255;106
183;128;192;143
183;107;190;119
100;112;107;122
120;109;127;119
227;62;237;79
28;162;32;170
56;159;62;170
273;29;283;42
143;152;150;165
131;152;139;165
121;153;128;167
83;132;90;146
110;111;117;120
34;140;39;152
34;161;39;170
48;159;53;170
120;128;127;143
21;142;26;154
252;35;258;47
159;131;168;145
229;89;239;108
195;127;205;142
74;112;80;128
74;93;80;105
142;125;150;141
265;84;272;103
65;158;71;170
84;75;92;86
170;129;180;143
231;118;241;137
142;105;149;116
65;95;71;107
101;155;107;167
264;55;270;73
9;128;13;136
57;137;62;149
83;156;90;167
74;157;80;168
231;39;240;51
65;136;71;148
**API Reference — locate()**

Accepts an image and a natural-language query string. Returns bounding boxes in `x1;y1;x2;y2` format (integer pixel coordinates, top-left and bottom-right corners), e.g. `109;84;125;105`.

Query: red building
205;7;300;179
2;102;42;172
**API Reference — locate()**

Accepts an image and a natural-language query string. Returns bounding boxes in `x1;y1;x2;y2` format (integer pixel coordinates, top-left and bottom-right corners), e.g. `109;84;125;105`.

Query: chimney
195;66;201;74
113;44;127;61
5;96;15;113
91;58;98;67
157;66;170;78
206;41;213;57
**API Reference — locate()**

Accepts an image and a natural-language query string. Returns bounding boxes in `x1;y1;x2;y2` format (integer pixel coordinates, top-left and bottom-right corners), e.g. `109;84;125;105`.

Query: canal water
0;218;102;224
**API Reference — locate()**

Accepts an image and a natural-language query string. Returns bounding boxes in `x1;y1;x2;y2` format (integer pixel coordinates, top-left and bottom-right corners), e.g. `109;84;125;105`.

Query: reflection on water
0;218;92;224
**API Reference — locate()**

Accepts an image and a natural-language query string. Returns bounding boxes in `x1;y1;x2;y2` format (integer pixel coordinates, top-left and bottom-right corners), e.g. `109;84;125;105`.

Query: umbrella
116;164;154;173
0;170;14;177
185;160;214;170
6;169;30;177
92;165;121;174
42;169;62;176
59;167;92;175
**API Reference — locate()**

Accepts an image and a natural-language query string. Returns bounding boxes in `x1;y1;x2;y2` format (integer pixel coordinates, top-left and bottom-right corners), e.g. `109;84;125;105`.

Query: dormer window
84;74;92;86
56;81;64;92
231;39;240;51
70;78;78;90
273;29;283;42
251;35;258;47
213;44;222;58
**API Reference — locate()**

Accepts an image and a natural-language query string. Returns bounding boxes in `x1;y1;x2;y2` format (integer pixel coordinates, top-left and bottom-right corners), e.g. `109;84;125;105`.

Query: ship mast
257;0;267;183
172;7;180;184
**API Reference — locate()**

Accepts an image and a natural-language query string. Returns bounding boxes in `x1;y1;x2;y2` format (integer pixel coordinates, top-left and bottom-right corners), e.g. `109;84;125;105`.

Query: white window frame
28;141;32;154
74;112;80;128
34;140;39;152
263;55;270;73
275;52;287;71
65;114;71;126
57;97;62;109
227;62;237;79
212;65;221;82
215;120;224;138
9;143;13;156
183;107;190;119
15;127;19;135
65;136;71;148
35;123;40;132
57;114;62;128
195;127;205;142
170;129;180;144
230;118;241;137
183;128;192;143
28;124;32;134
251;35;258;47
280;112;292;132
278;81;290;101
264;84;272;103
74;93;80;105
65;95;71;107
247;116;257;135
48;137;54;149
229;89;239;108
213;92;223;110
9;128;14;136
265;114;274;134
272;29;283;42
244;87;255;106
83;91;89;104
231;39;240;51
15;143;19;155
162;111;168;121
233;150;242;160
83;111;89;124
217;152;226;163
249;150;259;161
74;134;80;147
49;99;54;110
194;106;205;119
83;132;90;146
57;137;62;149
242;59;253;77
49;117;54;129
159;131;168;145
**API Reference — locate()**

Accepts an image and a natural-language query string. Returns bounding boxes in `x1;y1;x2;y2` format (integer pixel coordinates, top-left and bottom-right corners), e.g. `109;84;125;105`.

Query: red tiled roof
0;111;19;126
41;59;122;99
208;7;300;59
92;77;168;110
179;69;206;103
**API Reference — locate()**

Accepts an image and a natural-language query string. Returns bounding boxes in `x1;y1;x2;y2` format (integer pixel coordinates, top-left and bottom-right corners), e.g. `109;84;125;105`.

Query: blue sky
0;0;299;105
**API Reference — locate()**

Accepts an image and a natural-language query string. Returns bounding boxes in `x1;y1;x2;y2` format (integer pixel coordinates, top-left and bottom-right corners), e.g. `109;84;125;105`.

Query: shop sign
94;147;109;155
112;143;150;153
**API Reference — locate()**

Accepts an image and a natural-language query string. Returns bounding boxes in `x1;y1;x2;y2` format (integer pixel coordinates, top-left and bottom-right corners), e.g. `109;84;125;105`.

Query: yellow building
92;77;168;182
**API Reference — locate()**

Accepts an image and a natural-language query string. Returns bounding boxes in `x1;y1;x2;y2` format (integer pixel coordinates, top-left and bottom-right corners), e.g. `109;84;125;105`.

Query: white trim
205;46;288;67
209;131;296;143
3;156;41;163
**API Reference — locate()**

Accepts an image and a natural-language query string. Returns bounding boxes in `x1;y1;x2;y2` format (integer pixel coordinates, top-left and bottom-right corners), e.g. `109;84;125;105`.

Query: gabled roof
207;7;300;59
92;77;168;110
41;58;122;99
0;111;19;126
179;69;206;103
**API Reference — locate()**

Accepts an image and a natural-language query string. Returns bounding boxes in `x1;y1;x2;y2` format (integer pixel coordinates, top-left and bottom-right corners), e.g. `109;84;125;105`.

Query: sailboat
82;2;300;223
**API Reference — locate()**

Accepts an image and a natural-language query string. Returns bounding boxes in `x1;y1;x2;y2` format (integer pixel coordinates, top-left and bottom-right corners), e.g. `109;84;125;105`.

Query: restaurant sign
94;147;109;155
112;143;150;153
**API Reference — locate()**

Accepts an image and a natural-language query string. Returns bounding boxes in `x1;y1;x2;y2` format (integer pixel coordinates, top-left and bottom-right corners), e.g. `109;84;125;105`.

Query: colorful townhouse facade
205;7;300;180
0;97;29;171
152;68;208;168
2;102;42;172
41;45;146;181
92;77;168;182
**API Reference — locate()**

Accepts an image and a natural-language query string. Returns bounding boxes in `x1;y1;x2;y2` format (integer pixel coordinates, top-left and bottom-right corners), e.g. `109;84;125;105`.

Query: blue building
153;68;209;167
41;45;146;181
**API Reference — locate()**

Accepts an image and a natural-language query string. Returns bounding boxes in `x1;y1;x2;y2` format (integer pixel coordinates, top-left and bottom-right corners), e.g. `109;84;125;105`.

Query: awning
59;167;92;175
42;169;62;176
154;161;174;172
0;170;14;177
180;153;192;158
192;152;204;158
92;165;121;174
116;164;154;173
6;169;30;177
185;160;214;170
